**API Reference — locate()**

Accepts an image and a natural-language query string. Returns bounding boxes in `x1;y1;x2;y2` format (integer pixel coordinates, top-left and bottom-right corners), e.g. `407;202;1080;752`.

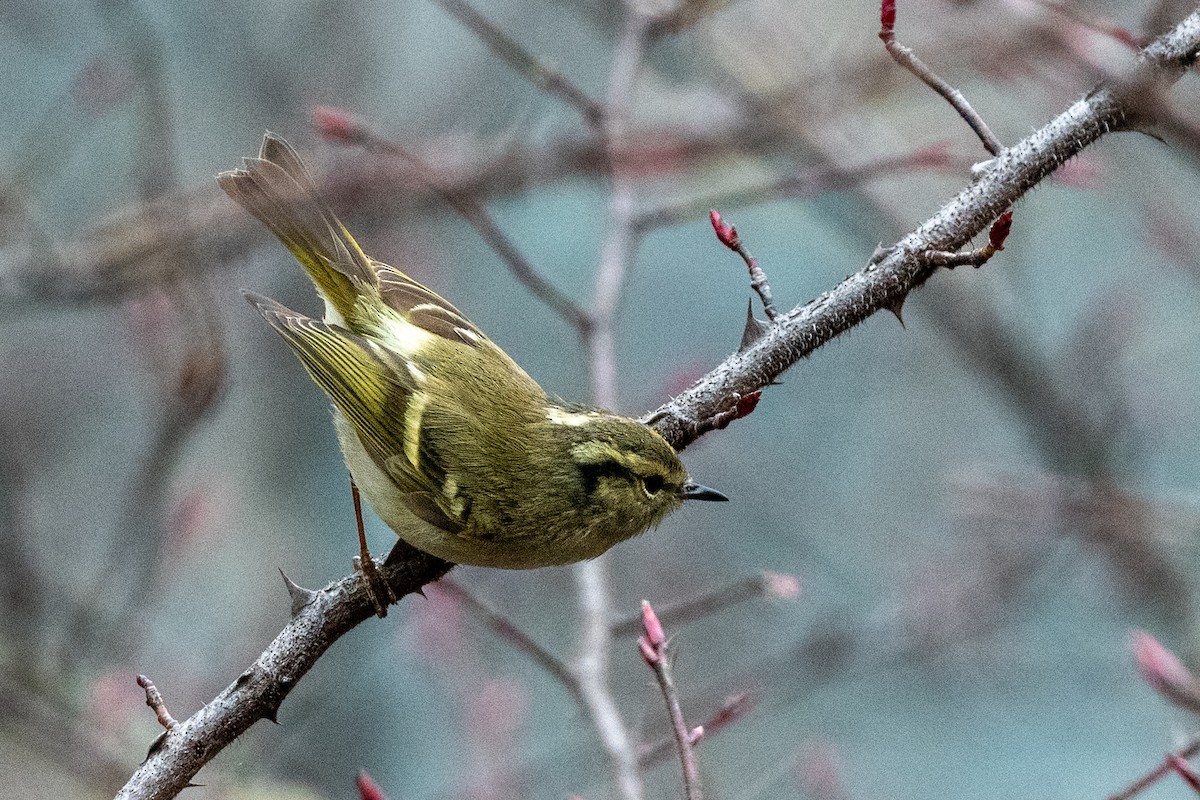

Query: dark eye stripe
577;460;634;496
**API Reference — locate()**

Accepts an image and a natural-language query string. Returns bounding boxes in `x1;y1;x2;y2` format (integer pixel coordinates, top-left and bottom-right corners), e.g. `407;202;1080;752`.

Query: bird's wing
247;292;465;533
373;261;488;347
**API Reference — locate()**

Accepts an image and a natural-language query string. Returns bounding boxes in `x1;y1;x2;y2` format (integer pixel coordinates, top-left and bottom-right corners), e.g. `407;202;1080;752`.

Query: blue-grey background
4;1;1200;798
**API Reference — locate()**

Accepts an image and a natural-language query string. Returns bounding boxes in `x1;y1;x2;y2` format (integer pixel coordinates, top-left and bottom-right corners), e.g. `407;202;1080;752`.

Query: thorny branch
112;10;1200;800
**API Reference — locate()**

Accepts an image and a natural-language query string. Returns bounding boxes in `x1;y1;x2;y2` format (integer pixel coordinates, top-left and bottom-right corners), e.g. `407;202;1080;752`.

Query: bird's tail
217;132;374;322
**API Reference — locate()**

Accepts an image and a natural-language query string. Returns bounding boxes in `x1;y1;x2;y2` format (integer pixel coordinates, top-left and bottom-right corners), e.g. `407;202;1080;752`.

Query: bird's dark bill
682;482;728;501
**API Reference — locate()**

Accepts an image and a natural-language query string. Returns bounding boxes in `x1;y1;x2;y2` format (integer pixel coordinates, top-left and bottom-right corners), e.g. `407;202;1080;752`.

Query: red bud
312;105;367;145
735;390;762;420
880;0;896;32
710;209;740;251
356;771;389;800
988;210;1013;250
641;600;665;648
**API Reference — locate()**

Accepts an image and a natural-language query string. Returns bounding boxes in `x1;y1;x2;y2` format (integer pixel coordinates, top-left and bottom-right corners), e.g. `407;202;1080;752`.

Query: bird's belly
333;411;578;568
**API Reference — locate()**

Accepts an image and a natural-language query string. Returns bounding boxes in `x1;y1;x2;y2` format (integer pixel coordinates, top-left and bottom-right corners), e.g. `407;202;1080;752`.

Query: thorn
739;299;770;352
870;243;894;264
279;569;317;616
144;731;168;761
887;297;906;327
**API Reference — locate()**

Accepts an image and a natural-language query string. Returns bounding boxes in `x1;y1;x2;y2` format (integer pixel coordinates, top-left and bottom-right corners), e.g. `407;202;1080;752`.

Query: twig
710;209;779;321
637;692;756;767
436;579;583;706
1105;739;1200;800
919;210;1013;269
611;572;798;637
638;601;703;800
136;674;177;730
434;0;604;127
878;0;1004;156
115;546;450;800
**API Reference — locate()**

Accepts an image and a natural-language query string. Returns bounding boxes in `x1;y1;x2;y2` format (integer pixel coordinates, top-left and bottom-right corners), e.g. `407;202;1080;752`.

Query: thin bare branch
1106;740;1200;800
437;579;582;706
434;0;604;127
638;601;703;800
611;572;796;637
879;0;1004;156
115;545;450;800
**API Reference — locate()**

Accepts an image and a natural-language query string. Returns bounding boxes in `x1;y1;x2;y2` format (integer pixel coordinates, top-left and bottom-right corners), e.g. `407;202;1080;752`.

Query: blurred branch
573;8;653;800
437;578;583;706
611;572;798;636
1106;738;1200;800
1;121;763;305
434;0;604;126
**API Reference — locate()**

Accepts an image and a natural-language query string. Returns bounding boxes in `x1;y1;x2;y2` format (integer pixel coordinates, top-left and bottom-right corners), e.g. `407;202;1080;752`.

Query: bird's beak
681;481;729;502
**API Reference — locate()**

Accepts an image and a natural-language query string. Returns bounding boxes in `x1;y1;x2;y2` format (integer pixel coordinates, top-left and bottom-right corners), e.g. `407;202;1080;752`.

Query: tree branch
115;545;450;800
646;10;1200;450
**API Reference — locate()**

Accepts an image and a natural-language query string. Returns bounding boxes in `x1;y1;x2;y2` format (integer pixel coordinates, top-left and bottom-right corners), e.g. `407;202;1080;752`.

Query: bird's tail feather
218;132;374;322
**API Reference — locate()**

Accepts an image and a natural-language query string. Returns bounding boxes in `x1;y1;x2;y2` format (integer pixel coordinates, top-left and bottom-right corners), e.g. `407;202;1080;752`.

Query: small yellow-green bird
218;133;725;579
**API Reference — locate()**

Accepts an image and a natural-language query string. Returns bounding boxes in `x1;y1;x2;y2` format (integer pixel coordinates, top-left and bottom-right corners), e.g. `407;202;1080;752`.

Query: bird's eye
642;475;665;497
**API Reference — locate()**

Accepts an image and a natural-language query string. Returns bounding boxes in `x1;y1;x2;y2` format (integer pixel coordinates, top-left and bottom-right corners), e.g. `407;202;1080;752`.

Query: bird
218;133;726;608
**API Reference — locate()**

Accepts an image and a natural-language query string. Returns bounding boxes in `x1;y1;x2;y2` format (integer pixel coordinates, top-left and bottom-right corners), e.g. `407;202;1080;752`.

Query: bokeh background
5;0;1200;798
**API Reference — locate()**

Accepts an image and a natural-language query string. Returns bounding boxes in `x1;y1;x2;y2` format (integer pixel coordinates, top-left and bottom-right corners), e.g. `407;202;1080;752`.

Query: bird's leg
351;478;395;617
